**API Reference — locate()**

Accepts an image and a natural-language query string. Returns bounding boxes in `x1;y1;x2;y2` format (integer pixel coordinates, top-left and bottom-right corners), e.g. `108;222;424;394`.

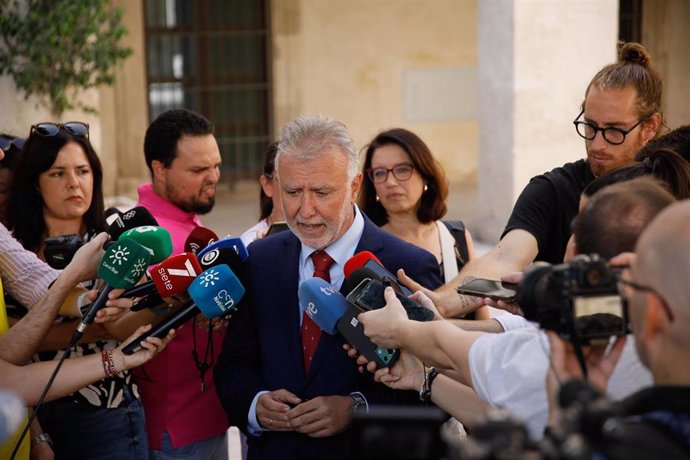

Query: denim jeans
39;386;148;460
150;431;228;460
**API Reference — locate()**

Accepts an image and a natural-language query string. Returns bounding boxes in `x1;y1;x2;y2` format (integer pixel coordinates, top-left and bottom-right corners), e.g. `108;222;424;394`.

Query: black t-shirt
502;159;594;264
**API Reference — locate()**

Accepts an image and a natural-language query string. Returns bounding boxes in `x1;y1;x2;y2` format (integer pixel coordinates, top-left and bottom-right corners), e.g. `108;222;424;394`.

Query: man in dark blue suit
214;115;442;460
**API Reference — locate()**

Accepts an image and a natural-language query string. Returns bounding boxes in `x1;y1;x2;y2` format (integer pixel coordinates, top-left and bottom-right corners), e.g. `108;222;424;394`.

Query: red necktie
302;250;334;372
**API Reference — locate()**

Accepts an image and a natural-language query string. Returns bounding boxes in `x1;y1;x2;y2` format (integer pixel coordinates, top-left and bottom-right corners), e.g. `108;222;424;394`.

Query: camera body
43;234;85;269
517;254;629;344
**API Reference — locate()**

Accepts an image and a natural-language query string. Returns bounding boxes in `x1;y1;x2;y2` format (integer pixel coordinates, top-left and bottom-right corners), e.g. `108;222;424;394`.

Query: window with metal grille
144;0;272;184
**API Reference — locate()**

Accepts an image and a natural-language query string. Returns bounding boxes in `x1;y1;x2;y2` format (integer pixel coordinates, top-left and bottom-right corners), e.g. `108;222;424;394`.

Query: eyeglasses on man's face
573;110;645;146
0;135;25;152
616;271;675;323
366;163;415;184
31;122;89;139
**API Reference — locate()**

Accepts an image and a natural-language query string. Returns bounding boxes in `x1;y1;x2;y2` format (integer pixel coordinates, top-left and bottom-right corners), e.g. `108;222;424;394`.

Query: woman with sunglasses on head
4;122;149;460
358;128;487;319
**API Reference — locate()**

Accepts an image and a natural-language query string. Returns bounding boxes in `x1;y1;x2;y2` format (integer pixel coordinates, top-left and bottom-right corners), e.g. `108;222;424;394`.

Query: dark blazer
214;214;442;460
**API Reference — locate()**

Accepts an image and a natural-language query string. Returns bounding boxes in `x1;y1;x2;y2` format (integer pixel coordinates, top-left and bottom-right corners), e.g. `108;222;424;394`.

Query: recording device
121;264;245;354
118;226;173;264
517;254;629;344
42;207;160;269
456;278;518;302
77;239;151;333
346;276;435;322
266;222;290;236
198;237;249;262
43;234;85;269
344;251;413;297
122;253;202;299
298;277;399;368
185;226;218;254
348;406;447;460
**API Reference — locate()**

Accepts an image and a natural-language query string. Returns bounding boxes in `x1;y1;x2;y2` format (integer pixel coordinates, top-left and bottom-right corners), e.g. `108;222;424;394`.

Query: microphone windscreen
188;264;245;318
199;237;248;262
151;253;203;297
118;226;173;264
196;247;243;274
185;226;218;254
98;239;151;289
298;277;347;335
343;251;382;278
108;206;158;239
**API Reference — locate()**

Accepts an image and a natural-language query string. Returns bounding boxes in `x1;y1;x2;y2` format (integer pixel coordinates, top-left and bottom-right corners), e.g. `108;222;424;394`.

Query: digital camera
517;254;629;344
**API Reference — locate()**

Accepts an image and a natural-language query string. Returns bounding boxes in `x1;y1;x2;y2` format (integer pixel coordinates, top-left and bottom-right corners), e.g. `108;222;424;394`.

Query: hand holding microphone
298;278;399;368
121;264;245;355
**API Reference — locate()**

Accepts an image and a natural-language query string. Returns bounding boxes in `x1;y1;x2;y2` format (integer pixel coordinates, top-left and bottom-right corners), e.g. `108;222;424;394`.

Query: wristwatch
31;432;53;449
350;393;367;415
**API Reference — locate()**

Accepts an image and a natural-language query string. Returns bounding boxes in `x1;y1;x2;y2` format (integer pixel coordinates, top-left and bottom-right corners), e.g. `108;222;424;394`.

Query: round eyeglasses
0;135;25;152
573;110;645;146
366;163;415;184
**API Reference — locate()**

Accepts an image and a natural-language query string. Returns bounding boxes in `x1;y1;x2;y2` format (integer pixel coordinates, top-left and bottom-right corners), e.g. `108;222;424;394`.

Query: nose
299;193;317;218
66;171;79;188
384;171;398;186
588;130;608;152
208;165;220;184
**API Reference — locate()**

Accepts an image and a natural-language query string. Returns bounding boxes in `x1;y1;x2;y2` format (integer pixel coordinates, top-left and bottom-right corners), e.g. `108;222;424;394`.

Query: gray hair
275;115;358;181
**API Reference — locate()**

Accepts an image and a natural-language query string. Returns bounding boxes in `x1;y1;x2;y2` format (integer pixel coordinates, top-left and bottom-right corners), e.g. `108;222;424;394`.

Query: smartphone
266;222;290;236
346;278;434;322
456;278;517;302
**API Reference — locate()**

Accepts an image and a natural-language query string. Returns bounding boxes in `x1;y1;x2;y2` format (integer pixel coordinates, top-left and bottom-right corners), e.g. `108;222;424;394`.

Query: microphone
121;264;245;355
298;277;399;368
343;251;413;297
121;253;202;299
108;206;158;240
345;274;434;322
198;237;248;262
78;239;151;332
185;226;219;254
118;225;173;264
197;246;243;273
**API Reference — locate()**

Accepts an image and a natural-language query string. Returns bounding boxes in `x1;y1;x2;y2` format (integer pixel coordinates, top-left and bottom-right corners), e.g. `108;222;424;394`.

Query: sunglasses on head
0;135;25;152
31;122;89;139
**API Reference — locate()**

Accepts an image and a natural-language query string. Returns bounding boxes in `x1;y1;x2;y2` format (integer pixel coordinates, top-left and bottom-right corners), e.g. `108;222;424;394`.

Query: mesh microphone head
185;226;219;254
188;264;245;318
108;206;158;239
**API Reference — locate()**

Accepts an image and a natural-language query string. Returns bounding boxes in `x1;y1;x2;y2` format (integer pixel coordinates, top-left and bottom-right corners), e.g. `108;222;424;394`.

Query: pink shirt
134;183;229;449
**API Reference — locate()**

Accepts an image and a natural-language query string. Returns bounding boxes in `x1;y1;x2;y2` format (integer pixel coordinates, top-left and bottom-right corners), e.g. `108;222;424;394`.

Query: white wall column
476;0;618;242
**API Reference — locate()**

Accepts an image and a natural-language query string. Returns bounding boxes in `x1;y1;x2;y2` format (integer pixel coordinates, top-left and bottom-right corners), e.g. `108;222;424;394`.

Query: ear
640;292;669;343
350;172;363;204
641;112;662;144
151;160;166;180
259;174;274;198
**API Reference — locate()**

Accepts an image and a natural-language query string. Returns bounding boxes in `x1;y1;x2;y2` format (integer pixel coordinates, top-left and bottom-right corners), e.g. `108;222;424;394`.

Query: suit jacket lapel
277;235;306;386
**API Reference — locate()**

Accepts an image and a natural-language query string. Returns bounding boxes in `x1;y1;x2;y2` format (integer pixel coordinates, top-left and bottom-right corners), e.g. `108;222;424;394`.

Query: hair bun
618;42;652;67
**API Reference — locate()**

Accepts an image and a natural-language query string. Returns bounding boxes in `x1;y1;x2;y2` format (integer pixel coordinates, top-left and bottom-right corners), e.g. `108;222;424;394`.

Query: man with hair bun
407;42;665;320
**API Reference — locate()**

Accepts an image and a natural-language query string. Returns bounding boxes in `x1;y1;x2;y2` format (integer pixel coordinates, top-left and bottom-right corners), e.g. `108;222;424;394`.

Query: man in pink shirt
135;109;227;459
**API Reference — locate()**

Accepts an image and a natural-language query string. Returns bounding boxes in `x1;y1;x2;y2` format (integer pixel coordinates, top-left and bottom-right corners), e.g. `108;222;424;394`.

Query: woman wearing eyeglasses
4;123;149;460
358;128;484;318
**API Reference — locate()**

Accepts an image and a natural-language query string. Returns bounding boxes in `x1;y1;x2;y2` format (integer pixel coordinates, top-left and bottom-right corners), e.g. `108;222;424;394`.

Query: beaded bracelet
101;348;117;378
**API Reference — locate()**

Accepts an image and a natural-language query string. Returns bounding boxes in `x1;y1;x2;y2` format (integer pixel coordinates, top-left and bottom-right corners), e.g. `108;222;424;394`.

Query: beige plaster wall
271;0;478;184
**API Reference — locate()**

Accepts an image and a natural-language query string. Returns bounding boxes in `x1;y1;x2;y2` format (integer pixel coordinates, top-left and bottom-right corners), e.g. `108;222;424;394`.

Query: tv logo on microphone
199;269;220;288
200;249;219;266
213;289;236;313
306;301;318;317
